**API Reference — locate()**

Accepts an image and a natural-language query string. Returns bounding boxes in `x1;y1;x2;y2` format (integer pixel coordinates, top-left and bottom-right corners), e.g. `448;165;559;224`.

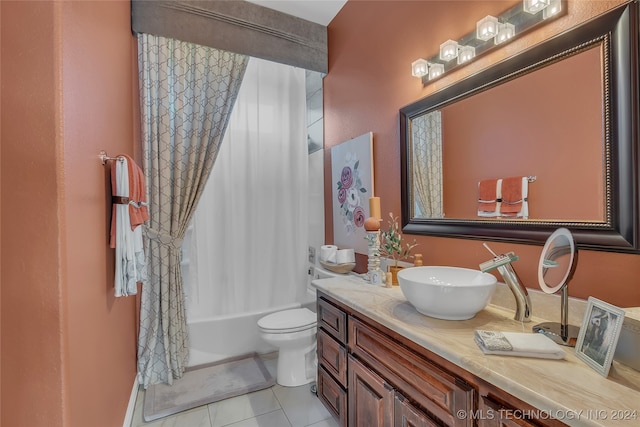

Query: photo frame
575;297;625;377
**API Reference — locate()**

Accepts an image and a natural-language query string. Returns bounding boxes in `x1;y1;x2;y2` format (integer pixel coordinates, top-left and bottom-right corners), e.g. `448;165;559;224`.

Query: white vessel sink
397;266;497;320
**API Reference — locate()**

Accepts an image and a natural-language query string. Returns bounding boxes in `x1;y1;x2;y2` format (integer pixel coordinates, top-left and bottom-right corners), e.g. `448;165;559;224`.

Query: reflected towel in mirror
500;176;529;219
477;178;500;217
477;177;529;219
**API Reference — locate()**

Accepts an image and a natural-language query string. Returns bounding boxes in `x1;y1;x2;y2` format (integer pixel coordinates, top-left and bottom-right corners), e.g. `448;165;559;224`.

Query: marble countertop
312;275;640;427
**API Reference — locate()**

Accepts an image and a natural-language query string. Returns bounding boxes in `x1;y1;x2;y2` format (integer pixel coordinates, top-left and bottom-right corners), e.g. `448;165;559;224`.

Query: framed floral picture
575;297;625;377
331;132;374;255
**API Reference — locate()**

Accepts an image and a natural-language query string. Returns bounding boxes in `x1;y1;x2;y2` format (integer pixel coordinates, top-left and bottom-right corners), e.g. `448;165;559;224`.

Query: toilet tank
304;265;352;312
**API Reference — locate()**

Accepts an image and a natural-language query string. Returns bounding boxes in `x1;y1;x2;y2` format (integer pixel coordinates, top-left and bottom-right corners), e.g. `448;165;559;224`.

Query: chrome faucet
480;246;532;322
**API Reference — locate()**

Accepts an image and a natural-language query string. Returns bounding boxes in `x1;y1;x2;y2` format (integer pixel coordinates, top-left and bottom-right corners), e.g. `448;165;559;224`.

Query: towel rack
99;150;124;165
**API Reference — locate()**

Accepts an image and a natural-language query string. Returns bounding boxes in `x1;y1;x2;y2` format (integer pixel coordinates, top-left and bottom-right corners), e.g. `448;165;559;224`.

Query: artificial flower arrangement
379;212;419;269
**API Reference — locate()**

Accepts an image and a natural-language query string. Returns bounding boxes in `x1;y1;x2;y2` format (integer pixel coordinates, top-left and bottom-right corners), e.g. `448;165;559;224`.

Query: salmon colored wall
325;0;640;307
0;2;3;422
1;1;137;426
60;2;138;426
1;2;66;425
442;46;603;220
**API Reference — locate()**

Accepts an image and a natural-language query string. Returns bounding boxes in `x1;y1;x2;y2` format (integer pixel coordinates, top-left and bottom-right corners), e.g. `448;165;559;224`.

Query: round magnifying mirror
532;228;580;346
538;227;575;294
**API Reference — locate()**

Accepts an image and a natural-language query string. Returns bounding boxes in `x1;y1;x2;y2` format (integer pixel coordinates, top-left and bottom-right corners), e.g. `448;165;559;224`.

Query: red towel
500;176;523;215
478;178;498;212
109;155;149;248
122;154;150;228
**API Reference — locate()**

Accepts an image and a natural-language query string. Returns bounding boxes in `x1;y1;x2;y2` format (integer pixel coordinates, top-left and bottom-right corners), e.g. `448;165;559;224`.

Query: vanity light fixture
428;63;445;80
411;58;429;77
439;40;459;61
476;15;499;41
457;45;476;64
523;0;550;14
495;22;516;44
410;1;566;84
543;0;562;19
412;59;446;80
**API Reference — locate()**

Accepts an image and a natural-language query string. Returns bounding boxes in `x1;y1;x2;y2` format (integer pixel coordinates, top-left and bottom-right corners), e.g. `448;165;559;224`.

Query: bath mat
143;352;275;422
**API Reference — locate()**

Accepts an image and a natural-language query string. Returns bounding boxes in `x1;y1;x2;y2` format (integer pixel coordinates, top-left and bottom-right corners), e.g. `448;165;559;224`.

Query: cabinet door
394;393;439;427
348;355;394;427
478;395;545;427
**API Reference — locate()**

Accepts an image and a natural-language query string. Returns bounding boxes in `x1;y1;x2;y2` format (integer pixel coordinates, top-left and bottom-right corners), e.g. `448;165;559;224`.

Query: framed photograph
575;297;625;377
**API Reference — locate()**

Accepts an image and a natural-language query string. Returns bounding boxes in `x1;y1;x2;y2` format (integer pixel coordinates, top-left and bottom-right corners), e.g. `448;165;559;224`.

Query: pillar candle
369;196;381;220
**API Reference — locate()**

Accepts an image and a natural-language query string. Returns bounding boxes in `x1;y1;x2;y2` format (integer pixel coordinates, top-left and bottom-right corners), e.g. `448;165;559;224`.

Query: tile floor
129;354;339;427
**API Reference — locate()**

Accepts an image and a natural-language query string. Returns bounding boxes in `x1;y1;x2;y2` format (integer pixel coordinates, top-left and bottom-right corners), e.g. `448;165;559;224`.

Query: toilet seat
258;308;316;334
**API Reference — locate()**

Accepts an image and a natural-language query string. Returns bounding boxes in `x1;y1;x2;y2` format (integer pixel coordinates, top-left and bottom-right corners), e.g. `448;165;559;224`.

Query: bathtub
186;299;317;367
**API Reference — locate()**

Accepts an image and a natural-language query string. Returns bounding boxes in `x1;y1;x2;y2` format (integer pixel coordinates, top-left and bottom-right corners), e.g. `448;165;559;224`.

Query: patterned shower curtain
137;33;248;387
412;110;444;218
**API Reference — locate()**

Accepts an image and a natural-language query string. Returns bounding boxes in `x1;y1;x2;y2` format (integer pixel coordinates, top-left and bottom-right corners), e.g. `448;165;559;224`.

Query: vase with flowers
379;212;419;285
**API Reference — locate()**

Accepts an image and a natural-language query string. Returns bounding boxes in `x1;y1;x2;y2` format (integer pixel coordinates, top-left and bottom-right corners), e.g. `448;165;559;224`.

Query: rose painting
331;133;374;255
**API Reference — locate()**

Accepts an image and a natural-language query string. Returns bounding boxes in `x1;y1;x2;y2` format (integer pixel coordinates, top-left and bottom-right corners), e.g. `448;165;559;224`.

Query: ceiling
245;0;347;26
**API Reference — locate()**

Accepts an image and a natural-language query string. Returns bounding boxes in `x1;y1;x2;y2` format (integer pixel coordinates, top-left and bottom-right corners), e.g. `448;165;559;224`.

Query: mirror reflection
410;44;605;222
400;3;639;252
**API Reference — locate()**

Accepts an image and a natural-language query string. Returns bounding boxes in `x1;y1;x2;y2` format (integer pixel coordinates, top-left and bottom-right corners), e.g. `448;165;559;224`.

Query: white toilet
258;307;318;386
257;264;347;387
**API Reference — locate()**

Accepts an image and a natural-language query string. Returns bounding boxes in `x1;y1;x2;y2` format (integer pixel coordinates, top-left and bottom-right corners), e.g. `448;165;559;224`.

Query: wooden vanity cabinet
349;317;474;426
316;291;565;427
317;296;348;427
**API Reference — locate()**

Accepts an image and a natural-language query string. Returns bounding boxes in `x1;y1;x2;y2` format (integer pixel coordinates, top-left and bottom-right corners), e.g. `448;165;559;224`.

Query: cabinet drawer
318;329;348;387
349;317;474;427
478;395;565;427
318;365;348;427
318;296;347;344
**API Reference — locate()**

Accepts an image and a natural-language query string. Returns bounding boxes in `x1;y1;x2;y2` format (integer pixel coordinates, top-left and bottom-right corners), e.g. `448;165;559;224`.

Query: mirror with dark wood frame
400;2;639;253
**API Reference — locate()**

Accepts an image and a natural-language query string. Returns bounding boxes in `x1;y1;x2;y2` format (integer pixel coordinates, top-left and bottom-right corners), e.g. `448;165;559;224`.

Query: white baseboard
122;375;140;427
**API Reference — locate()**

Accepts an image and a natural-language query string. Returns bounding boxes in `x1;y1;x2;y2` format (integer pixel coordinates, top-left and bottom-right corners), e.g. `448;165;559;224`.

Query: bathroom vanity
314;276;640;427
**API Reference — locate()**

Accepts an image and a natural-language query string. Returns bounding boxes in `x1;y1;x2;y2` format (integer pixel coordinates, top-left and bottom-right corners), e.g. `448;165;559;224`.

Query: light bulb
458;45;476;64
411;58;429;78
477;16;499;41
523;0;550;14
543;0;562;18
428;63;445;80
439;40;459;61
494;22;515;45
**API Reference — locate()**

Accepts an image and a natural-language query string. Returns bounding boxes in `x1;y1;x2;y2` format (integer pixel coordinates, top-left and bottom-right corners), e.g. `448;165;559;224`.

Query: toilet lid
258;308;316;333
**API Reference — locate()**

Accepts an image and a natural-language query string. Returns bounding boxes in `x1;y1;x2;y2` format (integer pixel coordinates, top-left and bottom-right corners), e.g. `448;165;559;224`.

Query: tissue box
614;307;640;372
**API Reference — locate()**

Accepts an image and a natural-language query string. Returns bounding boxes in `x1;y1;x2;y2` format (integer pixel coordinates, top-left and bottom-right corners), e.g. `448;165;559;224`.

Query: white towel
113;158;147;297
474;330;566;359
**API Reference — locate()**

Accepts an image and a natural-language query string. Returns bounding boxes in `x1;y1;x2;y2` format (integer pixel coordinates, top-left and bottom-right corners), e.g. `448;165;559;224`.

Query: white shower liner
186;299;316;368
